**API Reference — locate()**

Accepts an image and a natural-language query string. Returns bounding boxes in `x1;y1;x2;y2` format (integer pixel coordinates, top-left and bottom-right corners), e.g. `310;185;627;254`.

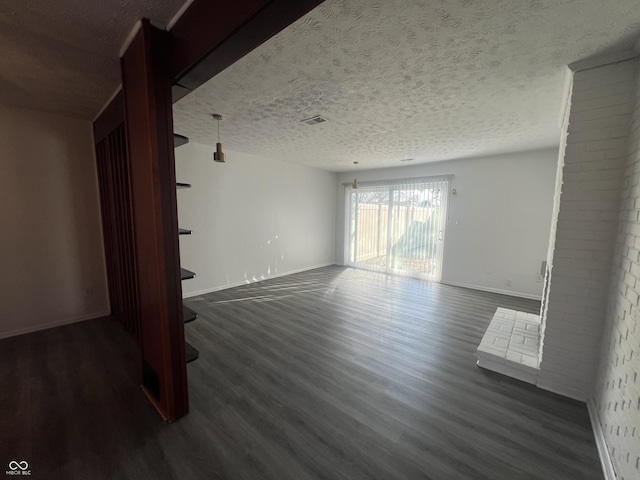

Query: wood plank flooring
0;266;603;479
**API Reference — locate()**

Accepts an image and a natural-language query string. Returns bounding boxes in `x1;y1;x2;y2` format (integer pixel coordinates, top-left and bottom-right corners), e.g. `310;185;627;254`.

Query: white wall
0;104;109;338
174;143;337;297
335;149;558;299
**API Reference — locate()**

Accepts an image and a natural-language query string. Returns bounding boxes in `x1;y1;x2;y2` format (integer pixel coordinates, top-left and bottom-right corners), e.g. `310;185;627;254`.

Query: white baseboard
182;263;336;299
440;280;542;301
587;398;617;480
0;310;111;339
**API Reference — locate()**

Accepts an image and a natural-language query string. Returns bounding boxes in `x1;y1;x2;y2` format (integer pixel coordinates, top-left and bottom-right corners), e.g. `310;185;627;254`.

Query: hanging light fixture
212;114;226;163
352;161;359;189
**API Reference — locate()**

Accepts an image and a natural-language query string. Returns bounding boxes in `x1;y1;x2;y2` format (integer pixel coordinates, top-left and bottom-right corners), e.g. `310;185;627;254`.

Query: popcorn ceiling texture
173;0;640;171
0;0;184;119
1;0;639;157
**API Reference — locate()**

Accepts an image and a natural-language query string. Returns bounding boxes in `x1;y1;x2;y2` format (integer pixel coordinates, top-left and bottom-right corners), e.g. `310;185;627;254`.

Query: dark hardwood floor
0;266;603;479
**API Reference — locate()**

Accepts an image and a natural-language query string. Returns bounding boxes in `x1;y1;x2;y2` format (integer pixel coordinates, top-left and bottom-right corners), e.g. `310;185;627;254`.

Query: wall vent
399;158;415;162
300;115;327;126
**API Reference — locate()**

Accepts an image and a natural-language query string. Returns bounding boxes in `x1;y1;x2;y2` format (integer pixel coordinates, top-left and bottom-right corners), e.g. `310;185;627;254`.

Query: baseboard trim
183;263;336;298
0;310;111;339
587;398;617;480
440;281;542;301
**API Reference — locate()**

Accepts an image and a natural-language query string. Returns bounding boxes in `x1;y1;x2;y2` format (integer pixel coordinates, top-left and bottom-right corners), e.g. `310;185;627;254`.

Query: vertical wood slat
95;117;140;339
111;129;125;327
115;125;137;339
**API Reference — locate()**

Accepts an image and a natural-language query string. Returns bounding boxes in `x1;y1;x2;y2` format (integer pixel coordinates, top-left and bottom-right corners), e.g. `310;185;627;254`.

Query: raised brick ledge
477;307;541;385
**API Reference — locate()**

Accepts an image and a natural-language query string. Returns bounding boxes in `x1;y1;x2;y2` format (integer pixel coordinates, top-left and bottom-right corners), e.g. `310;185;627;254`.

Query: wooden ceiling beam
169;0;326;102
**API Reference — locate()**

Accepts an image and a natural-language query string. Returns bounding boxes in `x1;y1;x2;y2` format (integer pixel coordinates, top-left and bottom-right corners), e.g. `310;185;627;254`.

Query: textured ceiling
0;0;185;119
173;0;640;172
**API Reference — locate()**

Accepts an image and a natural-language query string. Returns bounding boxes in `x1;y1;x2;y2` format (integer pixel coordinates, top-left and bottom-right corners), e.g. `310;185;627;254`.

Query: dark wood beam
170;0;326;101
170;0;270;83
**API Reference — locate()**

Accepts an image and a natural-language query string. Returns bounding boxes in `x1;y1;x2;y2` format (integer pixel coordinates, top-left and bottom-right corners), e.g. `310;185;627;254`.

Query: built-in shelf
180;268;196;280
185;341;199;363
183;306;198;323
176;133;199;365
174;134;189;148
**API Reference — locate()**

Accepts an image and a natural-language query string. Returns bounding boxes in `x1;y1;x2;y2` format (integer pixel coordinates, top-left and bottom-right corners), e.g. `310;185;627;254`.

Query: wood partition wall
95;0;326;422
94;93;139;340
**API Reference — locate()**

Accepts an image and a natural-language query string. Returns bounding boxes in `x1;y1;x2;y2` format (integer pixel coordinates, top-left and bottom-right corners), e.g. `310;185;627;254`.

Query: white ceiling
173;0;640;172
0;0;184;119
2;0;640;170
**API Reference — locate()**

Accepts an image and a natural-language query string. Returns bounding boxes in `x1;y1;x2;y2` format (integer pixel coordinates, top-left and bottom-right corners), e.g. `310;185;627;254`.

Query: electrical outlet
536;274;543;283
83;287;94;299
485;269;492;275
506;278;512;287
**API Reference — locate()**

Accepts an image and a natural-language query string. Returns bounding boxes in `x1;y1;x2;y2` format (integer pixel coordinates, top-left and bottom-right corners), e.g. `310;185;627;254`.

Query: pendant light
352;161;359;189
212;113;226;162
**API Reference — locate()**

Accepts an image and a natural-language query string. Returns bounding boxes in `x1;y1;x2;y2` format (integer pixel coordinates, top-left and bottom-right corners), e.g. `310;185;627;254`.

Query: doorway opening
345;176;450;281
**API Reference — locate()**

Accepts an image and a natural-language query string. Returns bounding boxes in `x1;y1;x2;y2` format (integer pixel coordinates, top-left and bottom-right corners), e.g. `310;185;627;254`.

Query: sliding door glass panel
348;185;389;272
347;177;450;281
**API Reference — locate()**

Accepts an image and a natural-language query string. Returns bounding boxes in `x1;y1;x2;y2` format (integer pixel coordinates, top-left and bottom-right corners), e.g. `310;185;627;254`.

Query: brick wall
592;59;640;480
539;59;637;401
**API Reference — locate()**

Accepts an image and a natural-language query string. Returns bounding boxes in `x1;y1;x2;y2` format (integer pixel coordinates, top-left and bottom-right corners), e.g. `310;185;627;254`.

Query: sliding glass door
346;176;450;281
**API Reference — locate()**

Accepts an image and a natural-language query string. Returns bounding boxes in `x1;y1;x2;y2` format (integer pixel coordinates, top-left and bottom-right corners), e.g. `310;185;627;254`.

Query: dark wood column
97;0;327;423
121;20;188;422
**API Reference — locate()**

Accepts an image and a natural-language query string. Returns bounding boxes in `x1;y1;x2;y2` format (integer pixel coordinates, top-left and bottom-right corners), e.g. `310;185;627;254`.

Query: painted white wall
0;104;109;338
335;149;558;299
175;143;337;297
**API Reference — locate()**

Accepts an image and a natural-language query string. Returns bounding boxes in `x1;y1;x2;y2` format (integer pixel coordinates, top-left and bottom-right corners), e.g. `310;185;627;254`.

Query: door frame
343;176;452;282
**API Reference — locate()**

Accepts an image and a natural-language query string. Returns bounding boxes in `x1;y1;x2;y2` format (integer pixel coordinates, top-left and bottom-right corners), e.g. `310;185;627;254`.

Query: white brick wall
592;59;640;480
539;59;637;404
